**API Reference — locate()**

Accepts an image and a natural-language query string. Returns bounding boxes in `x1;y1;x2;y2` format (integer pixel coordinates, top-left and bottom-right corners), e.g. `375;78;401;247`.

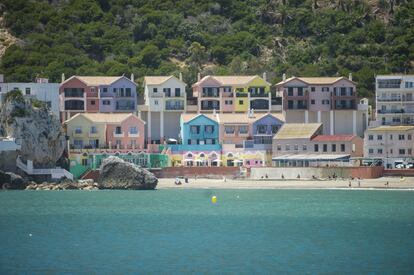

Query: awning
212;159;222;162
183;159;194;162
272;154;350;161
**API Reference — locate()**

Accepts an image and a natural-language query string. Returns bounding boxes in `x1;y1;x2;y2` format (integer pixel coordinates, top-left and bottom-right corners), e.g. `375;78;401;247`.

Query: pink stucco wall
219;124;252;145
106;115;145;150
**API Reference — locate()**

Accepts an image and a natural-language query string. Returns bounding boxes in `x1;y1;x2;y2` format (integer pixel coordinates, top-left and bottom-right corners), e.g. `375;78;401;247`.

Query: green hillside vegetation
0;0;413;97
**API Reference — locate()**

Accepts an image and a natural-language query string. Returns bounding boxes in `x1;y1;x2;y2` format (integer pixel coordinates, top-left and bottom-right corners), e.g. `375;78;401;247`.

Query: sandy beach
157;176;414;190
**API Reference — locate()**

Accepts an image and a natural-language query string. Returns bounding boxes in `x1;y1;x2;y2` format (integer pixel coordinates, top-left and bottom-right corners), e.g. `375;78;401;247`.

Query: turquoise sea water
0;189;413;274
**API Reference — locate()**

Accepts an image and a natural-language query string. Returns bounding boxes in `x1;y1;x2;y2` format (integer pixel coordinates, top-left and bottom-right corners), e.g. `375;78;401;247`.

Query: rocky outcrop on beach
0;90;66;167
0;170;28;189
25;179;99;191
97;156;158;190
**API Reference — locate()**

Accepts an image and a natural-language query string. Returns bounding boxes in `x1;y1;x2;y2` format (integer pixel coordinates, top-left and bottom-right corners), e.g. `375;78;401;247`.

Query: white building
140;75;187;144
364;125;414;168
375;75;414;126
0;75;60;117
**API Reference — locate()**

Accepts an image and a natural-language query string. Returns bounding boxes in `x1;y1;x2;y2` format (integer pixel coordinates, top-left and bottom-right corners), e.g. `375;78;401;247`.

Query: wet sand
157;177;414;190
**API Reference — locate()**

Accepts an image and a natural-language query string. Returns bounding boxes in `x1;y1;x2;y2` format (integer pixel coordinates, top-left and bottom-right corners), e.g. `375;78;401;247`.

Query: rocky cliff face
0;90;66;168
98;156;158;190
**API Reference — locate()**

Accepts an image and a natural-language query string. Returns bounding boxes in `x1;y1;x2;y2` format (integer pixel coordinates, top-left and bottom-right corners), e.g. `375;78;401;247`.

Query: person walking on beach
385;181;389;188
358;180;360;188
348;181;351;188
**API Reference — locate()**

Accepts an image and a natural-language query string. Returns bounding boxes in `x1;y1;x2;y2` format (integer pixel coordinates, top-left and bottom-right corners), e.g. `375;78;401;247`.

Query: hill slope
0;0;413;97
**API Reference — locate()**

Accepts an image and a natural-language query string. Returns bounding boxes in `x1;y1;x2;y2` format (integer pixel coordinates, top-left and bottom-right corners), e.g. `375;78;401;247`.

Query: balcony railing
377;109;404;114
377;97;414;102
113;132;125;137
201;105;220;110
236;93;248;97
165;104;184;110
128;132;140;137
250;93;268;98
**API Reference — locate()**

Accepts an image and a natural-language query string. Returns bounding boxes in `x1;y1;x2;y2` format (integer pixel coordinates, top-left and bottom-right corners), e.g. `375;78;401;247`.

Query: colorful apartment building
272;123;363;167
64;113;145;151
141;75;187;144
375;75;414;126
60;75;137;121
364;125;414;168
0;75;60;116
191;74;280;113
276;74;369;136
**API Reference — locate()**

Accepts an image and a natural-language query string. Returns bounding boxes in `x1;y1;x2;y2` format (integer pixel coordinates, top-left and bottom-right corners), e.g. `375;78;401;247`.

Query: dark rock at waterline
0;170;28;189
97;156;158;190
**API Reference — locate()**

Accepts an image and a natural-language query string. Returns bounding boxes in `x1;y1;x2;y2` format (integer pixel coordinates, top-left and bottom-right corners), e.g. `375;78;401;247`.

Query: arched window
187;152;193;158
199;153;205;158
227;153;233;158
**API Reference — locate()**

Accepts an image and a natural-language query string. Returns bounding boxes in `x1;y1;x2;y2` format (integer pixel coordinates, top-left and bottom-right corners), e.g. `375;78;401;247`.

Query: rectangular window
74;139;83;148
129;127;138;134
294;144;298;151
239;126;248;134
399;134;405;140
103;100;110;105
285;145;290;151
154;100;158;105
75;127;82;134
205;125;214;133
322;87;329;92
368;135;373;140
115;127;122;134
298;87;303;96
116;139;121;146
103;87;108;93
323;144;327;152
175;88;181;97
399;149;405;155
311;99;315;105
153;88;158;93
91;100;95;105
341;87;346;96
378;149;383;154
341;144;345;152
302;145;307;151
332;144;336;152
239;100;244;105
271;125;278;134
257;125;267;134
90;126;97;134
408;149;412;155
314;144;319;152
369;149;374;154
113;88;117;94
408;134;412;140
390;134;393;140
163;88;171;97
25;87;31;95
126;88;131;97
288;87;293;96
277;145;281;151
225;126;235;134
311;87;315;92
377;135;382;140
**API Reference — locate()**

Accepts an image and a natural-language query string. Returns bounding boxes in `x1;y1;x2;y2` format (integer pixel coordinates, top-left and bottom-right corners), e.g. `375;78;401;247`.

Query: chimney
131;73;135;82
348;73;352;81
248;108;255;118
61;73;65;83
282;73;286;82
197;73;201;82
262;72;267;81
179;72;183;81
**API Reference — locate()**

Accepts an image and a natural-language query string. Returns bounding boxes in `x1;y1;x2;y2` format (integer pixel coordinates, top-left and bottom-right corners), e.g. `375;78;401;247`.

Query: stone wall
152;166;243;178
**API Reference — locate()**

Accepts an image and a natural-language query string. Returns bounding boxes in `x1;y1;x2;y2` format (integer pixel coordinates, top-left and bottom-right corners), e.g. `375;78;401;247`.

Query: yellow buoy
211;196;217;204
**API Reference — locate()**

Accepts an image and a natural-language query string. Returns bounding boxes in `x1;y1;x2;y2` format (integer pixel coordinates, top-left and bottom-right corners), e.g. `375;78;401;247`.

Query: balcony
201;92;219;97
128;132;140;137
377;109;404;114
88;132;99;138
116;106;135;111
73;131;84;137
113;132;125;138
250;93;268;98
236;92;248;97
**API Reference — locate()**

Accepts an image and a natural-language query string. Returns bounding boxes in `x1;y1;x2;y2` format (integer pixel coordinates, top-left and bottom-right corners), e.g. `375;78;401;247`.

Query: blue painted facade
251;114;285;150
99;77;137;112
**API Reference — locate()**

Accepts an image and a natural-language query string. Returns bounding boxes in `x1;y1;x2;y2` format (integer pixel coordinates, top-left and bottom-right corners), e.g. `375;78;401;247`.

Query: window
126;88;131;97
257;125;267;134
277;145;281;151
271;125;278;134
369;149;374;154
332;144;336;152
341;144;345;152
113;88;117;93
408;149;412;155
311;87;315;92
377;135;382;140
90;126;97;134
390;149;393;154
390;134;393;140
294;144;298;151
408;134;412;140
285;145;290;151
75;127;82;134
115;127;122;134
116;140;121;146
399;149;406;155
314;144;319;152
288;87;293;96
302;145;307;151
190;126;199;134
368;135;373;140
378;149;383;154
239;100;244;105
205;125;214;133
311;99;315;105
103;87;108;93
239;126;248;134
103;100;110;105
225;126;235;134
341;87;346;96
129;127;138;134
225;100;233;105
298;87;303;96
163;88;171;96
349;87;354;95
154;100;158;105
25;87;31;95
74;139;83;148
175;88;181;97
323;144;327;152
399;134;405;140
322;87;329;92
153;88;158;93
91;100;95;105
405;82;413;88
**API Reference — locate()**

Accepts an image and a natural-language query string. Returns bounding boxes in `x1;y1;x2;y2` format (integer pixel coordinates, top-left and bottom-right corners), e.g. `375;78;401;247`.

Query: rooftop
274;123;322;140
311;135;356;142
367;126;414;132
72;76;125;86
272;154;350;161
144;76;185;86
65;113;143;124
277;76;354;86
195;75;270;86
180;113;285;124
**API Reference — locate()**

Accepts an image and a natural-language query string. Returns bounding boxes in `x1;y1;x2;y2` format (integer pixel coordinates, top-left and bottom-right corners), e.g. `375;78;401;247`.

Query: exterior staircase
16;156;73;180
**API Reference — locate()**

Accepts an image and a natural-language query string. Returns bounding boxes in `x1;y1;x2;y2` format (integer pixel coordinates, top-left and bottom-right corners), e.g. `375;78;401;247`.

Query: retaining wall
151;167;243;179
384;169;414;177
